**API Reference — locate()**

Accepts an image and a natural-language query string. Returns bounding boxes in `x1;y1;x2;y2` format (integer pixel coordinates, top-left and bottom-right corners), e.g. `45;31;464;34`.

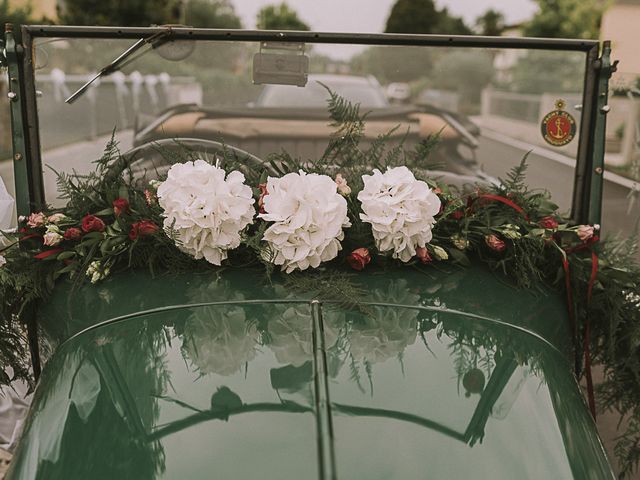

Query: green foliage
384;0;471;35
183;0;242;29
0;0;33;25
523;0;606;40
504;50;585;94
0;0;53;40
350;45;433;84
474;8;505;36
430;50;494;113
256;2;309;31
58;0;178;27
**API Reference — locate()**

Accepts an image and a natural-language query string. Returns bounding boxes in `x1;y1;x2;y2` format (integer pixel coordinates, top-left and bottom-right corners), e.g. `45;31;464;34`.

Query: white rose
157;160;255;266
47;213;67;224
0;255;6;267
432;245;448;260
43;231;63;246
259;171;351;273
358;166;441;262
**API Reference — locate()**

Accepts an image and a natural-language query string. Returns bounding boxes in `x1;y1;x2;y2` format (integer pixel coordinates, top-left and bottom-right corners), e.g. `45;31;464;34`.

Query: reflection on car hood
38;264;570;352
12;281;613;479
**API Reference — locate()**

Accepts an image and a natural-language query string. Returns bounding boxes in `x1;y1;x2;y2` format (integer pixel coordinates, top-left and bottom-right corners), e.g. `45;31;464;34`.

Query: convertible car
132;72;486;181
1;24;617;479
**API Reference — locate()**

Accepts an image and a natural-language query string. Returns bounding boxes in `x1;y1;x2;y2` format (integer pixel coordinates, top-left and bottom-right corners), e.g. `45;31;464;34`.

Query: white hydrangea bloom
157;160;255;266
267;303;341;367
358;166;441;262
348;280;419;364
259;171;351;273
182;304;259;376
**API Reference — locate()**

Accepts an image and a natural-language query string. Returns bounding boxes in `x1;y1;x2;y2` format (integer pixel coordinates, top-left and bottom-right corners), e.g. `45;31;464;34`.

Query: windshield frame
12;25;602;224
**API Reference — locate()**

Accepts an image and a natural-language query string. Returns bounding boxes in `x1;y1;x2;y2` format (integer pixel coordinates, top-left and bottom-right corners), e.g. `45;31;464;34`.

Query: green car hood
37;265;570;351
8;267;613;479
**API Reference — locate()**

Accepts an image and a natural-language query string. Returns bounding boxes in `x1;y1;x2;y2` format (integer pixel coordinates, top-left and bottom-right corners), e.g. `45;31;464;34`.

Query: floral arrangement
1;90;640;475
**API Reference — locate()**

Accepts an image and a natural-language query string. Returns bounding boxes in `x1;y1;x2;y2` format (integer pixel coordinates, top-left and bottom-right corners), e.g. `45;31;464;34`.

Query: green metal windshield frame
5;25;610;222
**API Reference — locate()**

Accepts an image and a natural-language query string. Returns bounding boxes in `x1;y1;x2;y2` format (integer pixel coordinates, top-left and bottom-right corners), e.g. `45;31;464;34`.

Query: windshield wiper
65;29;171;104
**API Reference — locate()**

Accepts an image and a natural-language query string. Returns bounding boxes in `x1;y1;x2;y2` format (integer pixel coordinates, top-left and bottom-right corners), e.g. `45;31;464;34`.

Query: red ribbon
19;234;42;242
476;193;530;221
34;248;63;259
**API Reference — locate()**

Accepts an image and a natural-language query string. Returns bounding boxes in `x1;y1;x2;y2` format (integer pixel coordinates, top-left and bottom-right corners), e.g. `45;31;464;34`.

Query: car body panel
9;274;614;479
36;265;568;351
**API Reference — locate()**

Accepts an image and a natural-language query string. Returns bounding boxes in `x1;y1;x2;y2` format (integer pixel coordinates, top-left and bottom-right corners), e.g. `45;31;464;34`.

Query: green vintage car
0;25;620;479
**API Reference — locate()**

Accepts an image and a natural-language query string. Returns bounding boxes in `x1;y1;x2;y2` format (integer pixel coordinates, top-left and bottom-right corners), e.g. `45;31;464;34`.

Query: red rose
63;227;82;241
112;198;130;216
539;216;558;230
416;247;432;264
347;247;371;271
258;183;269;214
450;209;465;220
129;220;158;241
485;234;506;252
81;215;105;233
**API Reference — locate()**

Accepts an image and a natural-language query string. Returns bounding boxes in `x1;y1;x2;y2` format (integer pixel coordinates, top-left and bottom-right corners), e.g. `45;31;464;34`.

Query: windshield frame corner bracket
587;40;616;227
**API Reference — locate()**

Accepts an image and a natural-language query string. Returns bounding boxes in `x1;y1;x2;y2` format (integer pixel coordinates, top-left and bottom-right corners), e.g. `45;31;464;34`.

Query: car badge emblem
540;99;576;147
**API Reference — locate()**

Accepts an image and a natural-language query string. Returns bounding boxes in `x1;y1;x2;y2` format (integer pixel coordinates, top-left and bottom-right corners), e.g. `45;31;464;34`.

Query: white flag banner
0;176;15;230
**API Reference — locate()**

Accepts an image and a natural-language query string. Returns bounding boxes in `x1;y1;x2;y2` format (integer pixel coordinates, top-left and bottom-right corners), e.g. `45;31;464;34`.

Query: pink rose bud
485;234;506;252
539;216;558;230
576;225;595;241
416;246;432;264
335;174;351;196
258;183;269;214
347;247;371;271
112;198;130;216
144;189;155;206
63;228;82;241
27;212;46;228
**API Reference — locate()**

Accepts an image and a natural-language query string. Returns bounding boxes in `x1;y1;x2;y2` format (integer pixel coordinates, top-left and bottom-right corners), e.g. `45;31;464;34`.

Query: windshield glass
255;75;389;108
3;35;590;220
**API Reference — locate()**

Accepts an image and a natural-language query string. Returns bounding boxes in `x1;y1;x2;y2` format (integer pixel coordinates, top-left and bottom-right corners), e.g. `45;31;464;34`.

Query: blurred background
0;2;639;476
1;0;638;229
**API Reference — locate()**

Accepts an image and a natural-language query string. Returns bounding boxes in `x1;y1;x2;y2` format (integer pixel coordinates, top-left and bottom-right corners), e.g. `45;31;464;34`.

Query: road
477;131;640;245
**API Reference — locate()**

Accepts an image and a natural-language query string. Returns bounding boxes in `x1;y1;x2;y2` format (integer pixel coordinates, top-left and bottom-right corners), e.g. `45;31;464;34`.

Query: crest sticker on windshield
540;99;576;147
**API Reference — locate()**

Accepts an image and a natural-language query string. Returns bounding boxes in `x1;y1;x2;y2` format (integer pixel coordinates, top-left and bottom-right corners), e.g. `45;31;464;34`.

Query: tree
475;9;505;36
256;3;310;31
431;50;494;113
384;0;471;35
184;0;242;29
1;0;33;26
58;0;176;27
523;0;605;40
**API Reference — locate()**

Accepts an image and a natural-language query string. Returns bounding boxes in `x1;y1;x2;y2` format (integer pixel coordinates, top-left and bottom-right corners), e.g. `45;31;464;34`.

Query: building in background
601;0;640;87
7;0;58;21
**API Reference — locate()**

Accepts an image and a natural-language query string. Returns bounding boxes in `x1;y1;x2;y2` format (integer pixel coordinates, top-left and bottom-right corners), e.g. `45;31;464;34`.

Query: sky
233;0;539;32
